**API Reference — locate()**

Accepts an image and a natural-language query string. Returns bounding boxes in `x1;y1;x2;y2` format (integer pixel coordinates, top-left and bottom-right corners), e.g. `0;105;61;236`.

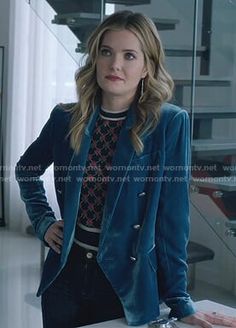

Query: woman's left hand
181;311;236;328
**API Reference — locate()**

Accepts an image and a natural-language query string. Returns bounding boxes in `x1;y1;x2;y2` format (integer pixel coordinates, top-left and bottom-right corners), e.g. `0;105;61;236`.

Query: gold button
86;252;93;259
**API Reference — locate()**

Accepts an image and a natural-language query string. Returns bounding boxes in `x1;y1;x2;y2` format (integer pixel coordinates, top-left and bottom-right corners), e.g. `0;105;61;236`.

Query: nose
110;54;122;71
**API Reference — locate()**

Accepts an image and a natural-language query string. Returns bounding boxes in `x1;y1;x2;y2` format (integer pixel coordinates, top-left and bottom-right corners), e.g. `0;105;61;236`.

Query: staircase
30;0;233;152
21;0;234;148
44;0;227;104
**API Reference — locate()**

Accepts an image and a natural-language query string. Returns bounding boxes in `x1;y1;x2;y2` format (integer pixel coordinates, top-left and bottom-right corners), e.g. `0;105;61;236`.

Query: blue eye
100;48;111;56
125;52;136;60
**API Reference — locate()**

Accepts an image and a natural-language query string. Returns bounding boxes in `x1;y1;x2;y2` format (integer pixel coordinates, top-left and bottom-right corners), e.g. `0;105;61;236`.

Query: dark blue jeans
41;243;124;328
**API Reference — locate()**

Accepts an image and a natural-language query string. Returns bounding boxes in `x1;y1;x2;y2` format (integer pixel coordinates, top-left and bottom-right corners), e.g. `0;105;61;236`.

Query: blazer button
133;224;141;230
86;252;93;259
138;191;146;197
130;256;137;262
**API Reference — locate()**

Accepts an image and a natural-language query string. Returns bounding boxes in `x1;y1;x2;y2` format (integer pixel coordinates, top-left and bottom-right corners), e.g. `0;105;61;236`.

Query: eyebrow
100;45;139;54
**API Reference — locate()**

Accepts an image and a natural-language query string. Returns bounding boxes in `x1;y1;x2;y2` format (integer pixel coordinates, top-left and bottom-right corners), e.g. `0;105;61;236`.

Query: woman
15;10;236;328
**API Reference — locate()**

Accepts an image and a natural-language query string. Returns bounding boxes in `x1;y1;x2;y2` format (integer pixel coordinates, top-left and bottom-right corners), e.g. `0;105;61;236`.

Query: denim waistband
71;242;98;262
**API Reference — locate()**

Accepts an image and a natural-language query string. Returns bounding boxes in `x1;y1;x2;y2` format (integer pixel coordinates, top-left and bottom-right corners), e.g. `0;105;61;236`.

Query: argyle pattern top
74;107;128;251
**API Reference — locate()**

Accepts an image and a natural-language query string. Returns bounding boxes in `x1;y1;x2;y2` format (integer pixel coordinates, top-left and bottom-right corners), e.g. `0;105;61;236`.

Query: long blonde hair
68;10;174;155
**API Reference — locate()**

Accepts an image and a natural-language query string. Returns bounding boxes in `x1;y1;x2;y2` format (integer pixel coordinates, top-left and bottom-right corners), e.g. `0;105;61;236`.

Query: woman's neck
101;94;134;112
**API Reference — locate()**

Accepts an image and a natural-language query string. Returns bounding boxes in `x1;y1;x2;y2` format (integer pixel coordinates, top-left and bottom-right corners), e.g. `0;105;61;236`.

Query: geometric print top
74;107;128;251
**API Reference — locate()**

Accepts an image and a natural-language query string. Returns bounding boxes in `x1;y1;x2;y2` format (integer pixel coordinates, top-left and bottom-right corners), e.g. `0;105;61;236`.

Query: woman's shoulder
160;102;189;126
50;103;76;122
48;103;76;137
57;102;77;110
50;102;76;119
160;102;188;118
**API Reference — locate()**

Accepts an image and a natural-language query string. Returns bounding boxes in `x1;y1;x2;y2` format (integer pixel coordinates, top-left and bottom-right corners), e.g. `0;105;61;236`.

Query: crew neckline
99;107;128;121
101;107;129;114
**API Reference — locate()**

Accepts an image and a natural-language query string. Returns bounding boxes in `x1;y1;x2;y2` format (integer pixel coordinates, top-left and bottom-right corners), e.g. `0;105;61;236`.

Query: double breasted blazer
15;102;195;326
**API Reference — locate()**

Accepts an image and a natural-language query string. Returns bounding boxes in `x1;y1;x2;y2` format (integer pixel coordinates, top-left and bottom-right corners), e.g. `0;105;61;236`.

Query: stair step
175;79;231;87
185;106;236;119
52;13;180;45
47;0;102;15
76;44;86;53
165;45;207;57
52;12;101;26
152;18;179;31
52;13;179;31
174;80;231;106
47;0;150;14
106;0;151;4
52;13;99;44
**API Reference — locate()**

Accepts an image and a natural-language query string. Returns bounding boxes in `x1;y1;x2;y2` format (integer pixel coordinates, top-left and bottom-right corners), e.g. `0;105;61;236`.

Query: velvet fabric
15;102;196;326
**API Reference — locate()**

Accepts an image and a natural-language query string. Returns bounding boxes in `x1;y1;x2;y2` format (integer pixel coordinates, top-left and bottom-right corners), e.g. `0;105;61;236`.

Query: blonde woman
16;10;236;328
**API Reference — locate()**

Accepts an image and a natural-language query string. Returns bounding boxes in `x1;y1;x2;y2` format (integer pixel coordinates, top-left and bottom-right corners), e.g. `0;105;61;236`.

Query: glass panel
0;46;4;226
190;0;236;299
28;0;105;61
114;0;195;108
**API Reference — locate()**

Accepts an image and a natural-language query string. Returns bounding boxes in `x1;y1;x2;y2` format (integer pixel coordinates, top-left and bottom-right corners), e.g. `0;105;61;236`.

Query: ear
141;67;148;79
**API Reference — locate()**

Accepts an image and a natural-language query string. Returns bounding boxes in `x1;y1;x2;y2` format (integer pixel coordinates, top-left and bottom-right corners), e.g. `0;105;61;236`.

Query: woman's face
96;29;147;106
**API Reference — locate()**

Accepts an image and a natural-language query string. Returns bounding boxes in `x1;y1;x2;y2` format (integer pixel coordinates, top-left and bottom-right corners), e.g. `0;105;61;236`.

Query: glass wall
27;0;236;303
190;0;236;299
0;46;4;227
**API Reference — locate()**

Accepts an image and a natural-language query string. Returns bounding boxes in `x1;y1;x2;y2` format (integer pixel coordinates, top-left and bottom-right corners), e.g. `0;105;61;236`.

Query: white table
79;300;236;328
191;176;236;192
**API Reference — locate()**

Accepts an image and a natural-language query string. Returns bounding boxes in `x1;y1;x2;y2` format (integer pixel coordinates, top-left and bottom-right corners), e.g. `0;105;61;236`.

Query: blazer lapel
61;107;100;261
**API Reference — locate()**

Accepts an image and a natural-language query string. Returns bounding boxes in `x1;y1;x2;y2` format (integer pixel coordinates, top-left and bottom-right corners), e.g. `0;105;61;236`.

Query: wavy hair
68;10;174;155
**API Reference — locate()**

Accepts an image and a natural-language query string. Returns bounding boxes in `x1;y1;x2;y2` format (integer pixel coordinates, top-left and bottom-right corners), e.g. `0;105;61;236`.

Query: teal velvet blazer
15;102;195;326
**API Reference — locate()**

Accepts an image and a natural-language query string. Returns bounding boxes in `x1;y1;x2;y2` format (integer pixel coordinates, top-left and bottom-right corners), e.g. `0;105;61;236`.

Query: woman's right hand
44;220;64;254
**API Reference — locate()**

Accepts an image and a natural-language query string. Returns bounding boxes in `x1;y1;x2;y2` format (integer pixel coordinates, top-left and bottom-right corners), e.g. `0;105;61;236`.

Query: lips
105;75;124;81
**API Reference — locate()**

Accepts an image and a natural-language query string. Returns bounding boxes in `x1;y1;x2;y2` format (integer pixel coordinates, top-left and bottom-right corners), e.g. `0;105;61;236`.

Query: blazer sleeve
15;106;60;243
155;109;196;319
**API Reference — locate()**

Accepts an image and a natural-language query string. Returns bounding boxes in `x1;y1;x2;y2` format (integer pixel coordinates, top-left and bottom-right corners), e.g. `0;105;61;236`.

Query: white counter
79;300;236;328
191;176;236;192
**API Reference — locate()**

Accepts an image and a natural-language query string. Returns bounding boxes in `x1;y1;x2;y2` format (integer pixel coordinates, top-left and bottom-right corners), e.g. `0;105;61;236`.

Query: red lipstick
105;75;124;81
